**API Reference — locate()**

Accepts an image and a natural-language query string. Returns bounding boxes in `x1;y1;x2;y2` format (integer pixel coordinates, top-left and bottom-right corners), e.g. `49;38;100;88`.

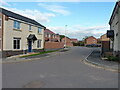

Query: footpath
85;49;119;72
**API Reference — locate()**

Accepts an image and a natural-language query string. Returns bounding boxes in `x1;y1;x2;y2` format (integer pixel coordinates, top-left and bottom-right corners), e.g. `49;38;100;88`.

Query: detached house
107;1;120;58
85;36;97;45
44;29;64;51
0;8;46;57
44;29;60;42
61;37;73;47
71;39;78;43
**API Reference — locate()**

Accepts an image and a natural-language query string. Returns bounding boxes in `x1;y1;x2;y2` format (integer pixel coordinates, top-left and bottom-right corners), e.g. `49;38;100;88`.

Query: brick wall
85;37;97;45
45;42;64;49
62;37;73;47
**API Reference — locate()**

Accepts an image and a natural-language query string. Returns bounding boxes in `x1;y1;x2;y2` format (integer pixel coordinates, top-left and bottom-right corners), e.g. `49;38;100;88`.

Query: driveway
2;47;118;88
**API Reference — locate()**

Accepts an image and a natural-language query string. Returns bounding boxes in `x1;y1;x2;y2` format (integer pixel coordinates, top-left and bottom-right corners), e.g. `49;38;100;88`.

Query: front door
28;41;32;52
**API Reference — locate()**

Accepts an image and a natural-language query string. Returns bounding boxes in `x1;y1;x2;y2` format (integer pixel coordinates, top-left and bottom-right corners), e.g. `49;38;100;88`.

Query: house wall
110;5;120;56
101;34;110;41
62;37;73;47
0;13;2;51
2;15;45;57
85;37;97;45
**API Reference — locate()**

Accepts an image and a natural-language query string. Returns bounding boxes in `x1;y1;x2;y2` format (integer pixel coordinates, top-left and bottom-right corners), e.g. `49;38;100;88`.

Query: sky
0;1;116;40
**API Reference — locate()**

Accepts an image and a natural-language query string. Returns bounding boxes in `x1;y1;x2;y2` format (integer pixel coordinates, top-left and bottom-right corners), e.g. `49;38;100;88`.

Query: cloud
38;3;70;16
48;25;109;40
2;7;55;23
0;0;11;6
2;0;116;2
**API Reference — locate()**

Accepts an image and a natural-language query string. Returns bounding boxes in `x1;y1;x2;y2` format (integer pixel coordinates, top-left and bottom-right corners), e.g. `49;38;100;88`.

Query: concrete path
2;47;118;88
86;48;119;72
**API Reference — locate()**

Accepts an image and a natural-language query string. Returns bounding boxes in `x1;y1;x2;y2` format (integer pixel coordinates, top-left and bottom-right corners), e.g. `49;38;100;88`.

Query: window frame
38;27;42;34
0;18;1;28
37;39;41;48
29;25;32;31
14;20;20;30
13;38;21;49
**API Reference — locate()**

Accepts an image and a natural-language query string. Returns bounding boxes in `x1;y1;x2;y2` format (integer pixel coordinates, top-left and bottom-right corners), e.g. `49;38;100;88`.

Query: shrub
107;56;119;61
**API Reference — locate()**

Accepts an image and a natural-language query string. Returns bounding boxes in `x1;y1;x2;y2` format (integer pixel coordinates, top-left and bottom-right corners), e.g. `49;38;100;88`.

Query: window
37;39;41;48
14;20;20;29
13;38;21;49
38;27;42;34
49;34;51;38
29;25;32;31
0;18;1;28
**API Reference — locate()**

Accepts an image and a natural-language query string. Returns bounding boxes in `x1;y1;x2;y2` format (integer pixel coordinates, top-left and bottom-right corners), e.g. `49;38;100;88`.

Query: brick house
107;1;120;58
100;34;110;56
44;29;64;51
61;37;73;47
85;36;97;45
44;29;60;42
71;39;78;43
0;8;46;57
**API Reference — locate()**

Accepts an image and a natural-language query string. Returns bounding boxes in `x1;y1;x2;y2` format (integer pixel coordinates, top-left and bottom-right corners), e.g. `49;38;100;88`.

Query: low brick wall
2;49;44;58
45;42;64;51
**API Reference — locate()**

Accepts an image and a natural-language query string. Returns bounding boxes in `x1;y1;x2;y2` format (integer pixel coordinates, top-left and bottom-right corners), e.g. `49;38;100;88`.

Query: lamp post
65;25;67;48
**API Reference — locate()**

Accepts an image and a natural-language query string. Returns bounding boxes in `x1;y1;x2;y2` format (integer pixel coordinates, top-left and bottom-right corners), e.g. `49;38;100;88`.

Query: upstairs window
38;27;42;34
29;25;32;31
14;20;20;29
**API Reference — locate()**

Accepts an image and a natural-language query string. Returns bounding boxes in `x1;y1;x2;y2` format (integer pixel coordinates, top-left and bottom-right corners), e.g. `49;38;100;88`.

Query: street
2;47;118;88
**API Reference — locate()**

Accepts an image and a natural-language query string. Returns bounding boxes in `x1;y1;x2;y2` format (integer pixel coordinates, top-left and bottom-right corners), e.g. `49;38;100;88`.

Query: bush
107;56;119;61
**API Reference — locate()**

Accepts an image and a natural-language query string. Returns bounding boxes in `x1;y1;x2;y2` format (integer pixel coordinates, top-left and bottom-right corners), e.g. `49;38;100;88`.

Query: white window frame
0;18;1;28
29;25;32;31
14;20;20;30
38;27;42;34
13;38;21;49
37;39;42;48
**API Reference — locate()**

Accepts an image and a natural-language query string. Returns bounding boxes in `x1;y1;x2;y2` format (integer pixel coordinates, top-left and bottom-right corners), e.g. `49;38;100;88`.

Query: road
2;47;118;88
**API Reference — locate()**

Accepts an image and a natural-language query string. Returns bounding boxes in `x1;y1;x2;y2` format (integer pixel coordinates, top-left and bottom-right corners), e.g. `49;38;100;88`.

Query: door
28;41;32;52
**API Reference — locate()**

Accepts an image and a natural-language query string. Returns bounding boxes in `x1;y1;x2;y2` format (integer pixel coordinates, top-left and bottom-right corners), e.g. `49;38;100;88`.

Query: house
85;36;97;45
44;29;60;42
44;29;64;51
0;8;46;57
61;37;73;47
71;39;78;43
107;1;120;58
100;34;110;56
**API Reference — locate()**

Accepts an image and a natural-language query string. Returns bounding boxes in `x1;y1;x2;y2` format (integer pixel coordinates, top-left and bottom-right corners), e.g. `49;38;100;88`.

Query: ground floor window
37;39;41;48
13;38;21;49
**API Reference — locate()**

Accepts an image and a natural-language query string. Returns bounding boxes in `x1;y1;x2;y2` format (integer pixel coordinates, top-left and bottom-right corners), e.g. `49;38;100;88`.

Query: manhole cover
23;80;44;88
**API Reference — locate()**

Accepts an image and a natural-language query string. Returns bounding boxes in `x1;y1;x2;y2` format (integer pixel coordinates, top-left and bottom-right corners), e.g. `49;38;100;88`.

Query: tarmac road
2;47;118;88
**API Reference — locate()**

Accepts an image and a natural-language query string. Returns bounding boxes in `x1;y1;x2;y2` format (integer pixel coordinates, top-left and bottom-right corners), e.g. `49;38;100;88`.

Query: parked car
86;44;101;47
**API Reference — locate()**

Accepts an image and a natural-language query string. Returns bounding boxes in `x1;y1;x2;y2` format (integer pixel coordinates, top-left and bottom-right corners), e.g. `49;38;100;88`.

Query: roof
109;1;120;25
71;39;78;41
44;29;55;34
0;8;46;28
27;34;37;41
85;36;97;40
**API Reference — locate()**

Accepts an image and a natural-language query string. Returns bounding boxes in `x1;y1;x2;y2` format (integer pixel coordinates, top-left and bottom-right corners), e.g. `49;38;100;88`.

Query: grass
20;50;58;58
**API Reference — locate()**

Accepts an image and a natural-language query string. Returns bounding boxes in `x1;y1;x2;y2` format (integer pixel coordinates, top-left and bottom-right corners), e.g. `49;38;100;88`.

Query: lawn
20;50;58;58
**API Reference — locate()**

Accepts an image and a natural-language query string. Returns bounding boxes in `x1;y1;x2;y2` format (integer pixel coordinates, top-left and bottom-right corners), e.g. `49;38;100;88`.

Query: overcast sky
0;1;116;40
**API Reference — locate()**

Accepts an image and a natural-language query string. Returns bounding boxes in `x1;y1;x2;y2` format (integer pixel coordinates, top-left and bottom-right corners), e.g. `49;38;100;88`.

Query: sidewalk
1;48;70;64
85;49;119;72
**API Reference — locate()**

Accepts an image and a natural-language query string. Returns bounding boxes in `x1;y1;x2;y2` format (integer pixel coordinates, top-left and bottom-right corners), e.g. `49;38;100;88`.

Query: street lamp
64;25;67;48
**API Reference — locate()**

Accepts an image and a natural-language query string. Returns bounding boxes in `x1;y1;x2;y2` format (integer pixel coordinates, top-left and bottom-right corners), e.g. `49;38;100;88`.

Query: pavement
2;47;118;88
85;48;119;72
1;48;69;64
